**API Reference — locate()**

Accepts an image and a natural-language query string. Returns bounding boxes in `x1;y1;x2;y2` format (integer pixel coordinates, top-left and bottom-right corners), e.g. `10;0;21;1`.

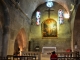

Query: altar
41;47;56;60
42;47;56;54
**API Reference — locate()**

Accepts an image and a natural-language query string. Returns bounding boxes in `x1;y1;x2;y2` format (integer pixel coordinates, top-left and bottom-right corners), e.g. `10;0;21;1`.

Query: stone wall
73;4;80;52
30;38;71;52
6;0;30;55
0;0;31;55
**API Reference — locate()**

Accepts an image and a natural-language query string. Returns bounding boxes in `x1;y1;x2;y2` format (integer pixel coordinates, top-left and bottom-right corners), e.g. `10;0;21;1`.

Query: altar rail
56;52;79;57
0;52;79;60
58;57;80;60
0;56;80;60
22;52;41;60
8;55;36;60
0;55;36;60
22;52;79;60
42;52;79;57
0;56;7;60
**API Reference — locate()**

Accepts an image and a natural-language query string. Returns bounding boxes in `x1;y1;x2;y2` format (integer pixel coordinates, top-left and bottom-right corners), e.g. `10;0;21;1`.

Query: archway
14;28;27;56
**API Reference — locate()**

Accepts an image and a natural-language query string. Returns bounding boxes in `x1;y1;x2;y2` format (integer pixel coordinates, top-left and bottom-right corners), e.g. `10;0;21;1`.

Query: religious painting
42;19;57;38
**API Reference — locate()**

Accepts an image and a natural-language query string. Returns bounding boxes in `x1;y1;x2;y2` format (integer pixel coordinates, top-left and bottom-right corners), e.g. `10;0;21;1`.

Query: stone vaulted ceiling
20;0;74;19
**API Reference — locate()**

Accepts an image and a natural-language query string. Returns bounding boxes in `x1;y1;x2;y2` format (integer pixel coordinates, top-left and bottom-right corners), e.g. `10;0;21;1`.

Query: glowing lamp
64;13;70;19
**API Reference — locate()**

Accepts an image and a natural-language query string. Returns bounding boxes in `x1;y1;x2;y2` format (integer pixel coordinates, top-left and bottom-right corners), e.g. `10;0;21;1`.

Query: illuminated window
36;11;41;25
46;1;53;8
58;9;64;24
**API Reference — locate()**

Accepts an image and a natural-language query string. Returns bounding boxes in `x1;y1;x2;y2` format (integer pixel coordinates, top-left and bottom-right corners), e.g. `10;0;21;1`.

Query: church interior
0;0;80;58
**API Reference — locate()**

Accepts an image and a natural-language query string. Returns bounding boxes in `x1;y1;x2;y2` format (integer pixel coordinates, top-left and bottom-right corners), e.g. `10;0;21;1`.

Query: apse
30;1;71;52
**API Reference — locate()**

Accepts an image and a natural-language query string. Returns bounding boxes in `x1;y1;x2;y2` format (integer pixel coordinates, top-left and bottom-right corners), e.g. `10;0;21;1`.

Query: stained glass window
46;1;53;8
58;9;64;24
36;11;41;25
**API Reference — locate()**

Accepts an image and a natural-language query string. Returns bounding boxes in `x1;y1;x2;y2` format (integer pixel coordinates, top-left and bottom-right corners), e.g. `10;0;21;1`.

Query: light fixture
64;13;70;19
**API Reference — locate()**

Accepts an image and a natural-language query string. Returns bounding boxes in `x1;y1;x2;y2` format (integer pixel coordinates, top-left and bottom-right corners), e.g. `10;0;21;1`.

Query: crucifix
45;8;54;18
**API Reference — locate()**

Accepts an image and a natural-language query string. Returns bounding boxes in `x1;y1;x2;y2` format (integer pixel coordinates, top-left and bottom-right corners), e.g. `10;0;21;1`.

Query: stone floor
41;53;50;60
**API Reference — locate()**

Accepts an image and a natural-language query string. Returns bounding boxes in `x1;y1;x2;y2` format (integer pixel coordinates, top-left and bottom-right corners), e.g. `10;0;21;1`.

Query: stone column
71;31;74;52
7;40;15;55
0;25;3;56
2;30;10;57
0;0;10;57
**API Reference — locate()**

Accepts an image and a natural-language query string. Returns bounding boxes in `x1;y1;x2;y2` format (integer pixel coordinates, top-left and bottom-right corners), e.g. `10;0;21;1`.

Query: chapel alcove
14;28;27;56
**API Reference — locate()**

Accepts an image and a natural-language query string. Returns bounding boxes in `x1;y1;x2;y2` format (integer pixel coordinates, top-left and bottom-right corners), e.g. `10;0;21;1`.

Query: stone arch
31;1;67;25
14;28;27;56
